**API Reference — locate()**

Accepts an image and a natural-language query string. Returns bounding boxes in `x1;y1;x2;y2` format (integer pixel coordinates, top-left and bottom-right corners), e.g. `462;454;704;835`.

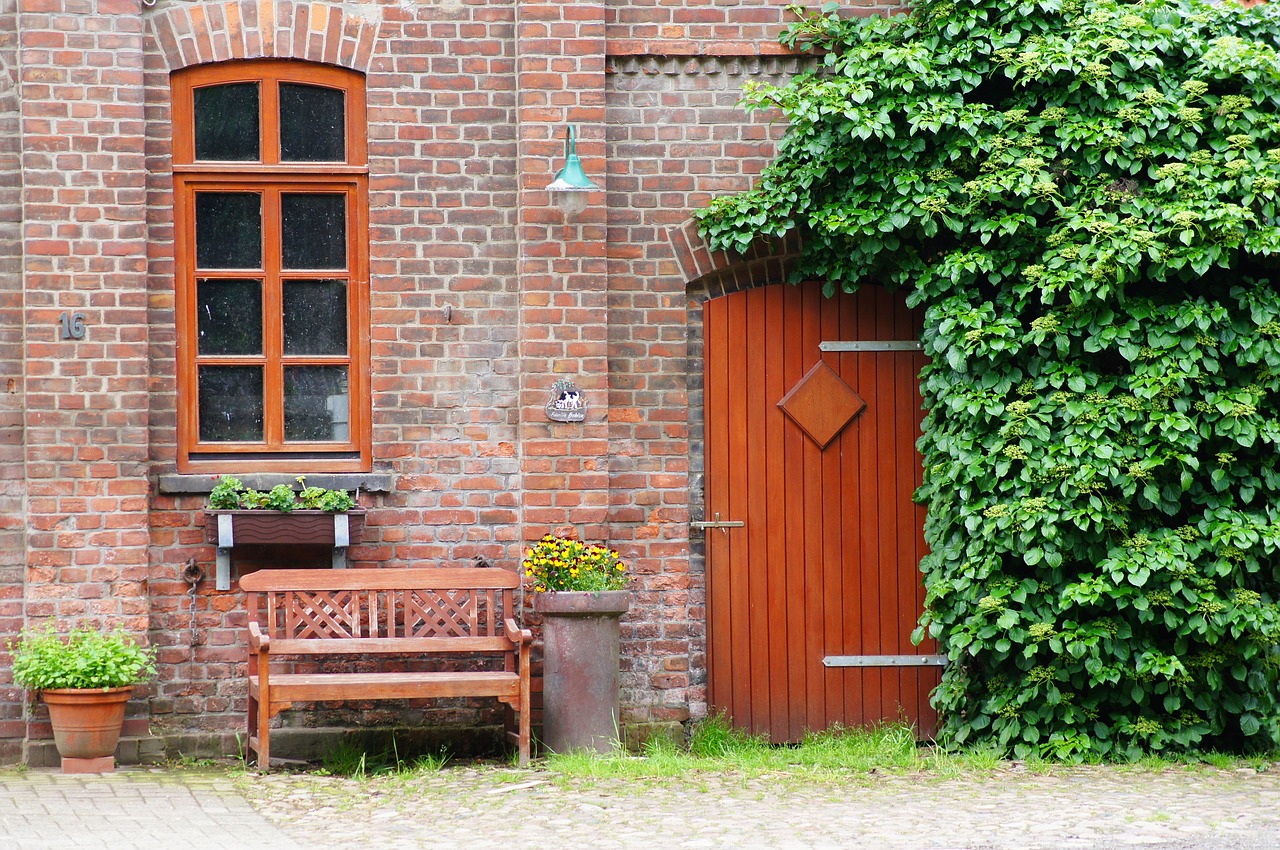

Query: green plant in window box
206;476;355;513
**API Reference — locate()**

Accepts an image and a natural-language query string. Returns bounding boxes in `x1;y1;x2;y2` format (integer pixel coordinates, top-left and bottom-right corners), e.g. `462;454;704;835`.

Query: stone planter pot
533;590;630;754
41;686;134;773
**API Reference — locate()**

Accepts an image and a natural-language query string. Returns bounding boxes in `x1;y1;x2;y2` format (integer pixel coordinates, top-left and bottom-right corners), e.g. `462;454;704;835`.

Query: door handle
691;513;744;533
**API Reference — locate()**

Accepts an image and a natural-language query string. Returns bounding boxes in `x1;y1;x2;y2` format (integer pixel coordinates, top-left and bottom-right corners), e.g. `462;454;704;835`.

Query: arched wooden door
703;282;940;742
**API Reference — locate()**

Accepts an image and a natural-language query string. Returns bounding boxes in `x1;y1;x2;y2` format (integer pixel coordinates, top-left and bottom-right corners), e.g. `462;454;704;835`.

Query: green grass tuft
544;717;1013;782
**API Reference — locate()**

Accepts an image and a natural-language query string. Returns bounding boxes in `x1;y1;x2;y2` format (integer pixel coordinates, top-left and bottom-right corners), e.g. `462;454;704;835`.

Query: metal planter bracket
331;514;350;570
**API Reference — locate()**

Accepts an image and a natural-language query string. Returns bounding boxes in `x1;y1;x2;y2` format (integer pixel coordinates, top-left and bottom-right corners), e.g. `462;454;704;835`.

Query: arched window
171;61;370;473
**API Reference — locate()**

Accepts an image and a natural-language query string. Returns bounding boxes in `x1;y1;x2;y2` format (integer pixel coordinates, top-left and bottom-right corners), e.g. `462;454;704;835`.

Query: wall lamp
547;125;599;216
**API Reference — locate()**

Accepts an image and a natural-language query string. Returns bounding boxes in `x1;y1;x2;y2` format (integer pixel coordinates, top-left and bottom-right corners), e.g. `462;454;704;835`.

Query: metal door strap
822;655;948;667
691;512;744;531
819;341;921;352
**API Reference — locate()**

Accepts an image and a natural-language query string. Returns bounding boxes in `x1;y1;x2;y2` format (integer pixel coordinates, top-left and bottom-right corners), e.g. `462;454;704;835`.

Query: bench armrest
504;618;532;646
248;621;270;653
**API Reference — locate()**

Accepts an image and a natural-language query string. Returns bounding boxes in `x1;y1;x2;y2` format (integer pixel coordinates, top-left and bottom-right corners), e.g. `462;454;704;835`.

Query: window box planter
203;508;367;590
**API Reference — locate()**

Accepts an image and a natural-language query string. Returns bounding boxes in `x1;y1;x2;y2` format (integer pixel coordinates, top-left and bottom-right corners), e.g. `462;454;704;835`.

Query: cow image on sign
546;379;586;422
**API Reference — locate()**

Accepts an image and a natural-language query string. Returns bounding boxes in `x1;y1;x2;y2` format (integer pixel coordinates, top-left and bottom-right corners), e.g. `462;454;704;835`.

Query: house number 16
59;311;86;340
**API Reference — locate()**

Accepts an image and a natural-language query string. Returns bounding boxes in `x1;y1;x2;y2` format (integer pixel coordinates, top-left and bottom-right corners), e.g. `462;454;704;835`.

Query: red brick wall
0;0;25;760
142;0;527;739
3;0;904;757
604;53;814;725
11;0;154;750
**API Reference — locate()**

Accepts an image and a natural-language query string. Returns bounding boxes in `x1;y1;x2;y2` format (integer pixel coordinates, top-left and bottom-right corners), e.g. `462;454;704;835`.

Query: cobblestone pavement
251;762;1280;850
1;763;1278;850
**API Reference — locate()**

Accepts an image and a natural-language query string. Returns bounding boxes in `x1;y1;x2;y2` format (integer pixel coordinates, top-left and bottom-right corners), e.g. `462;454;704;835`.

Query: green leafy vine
699;0;1280;759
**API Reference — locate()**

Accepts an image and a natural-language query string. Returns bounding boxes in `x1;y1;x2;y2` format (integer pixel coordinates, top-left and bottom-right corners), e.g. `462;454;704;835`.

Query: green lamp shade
548;126;600;212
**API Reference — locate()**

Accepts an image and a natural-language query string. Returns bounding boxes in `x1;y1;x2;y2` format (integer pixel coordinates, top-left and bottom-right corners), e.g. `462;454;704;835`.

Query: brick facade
1;0;899;761
0;0;24;763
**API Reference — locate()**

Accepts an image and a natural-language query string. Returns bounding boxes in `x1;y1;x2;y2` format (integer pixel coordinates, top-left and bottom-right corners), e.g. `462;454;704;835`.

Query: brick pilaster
515;0;609;539
18;0;151;637
0;0;26;759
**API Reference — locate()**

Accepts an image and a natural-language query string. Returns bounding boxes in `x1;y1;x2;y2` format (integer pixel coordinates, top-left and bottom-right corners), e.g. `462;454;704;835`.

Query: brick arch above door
666;217;803;296
148;1;382;73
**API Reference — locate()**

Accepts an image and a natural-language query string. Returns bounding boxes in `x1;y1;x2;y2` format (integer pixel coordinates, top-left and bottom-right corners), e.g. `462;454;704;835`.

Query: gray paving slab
0;767;305;850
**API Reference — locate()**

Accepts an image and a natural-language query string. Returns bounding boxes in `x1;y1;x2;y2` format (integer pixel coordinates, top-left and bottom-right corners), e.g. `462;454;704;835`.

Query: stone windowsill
156;472;395;496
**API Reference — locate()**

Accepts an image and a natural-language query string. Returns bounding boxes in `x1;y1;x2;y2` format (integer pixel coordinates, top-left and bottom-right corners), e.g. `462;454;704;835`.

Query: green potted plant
202;476;366;548
9;625;156;773
524;534;630;754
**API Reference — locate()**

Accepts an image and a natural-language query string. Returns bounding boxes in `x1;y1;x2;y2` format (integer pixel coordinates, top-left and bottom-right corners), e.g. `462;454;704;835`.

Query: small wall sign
546;379;586;422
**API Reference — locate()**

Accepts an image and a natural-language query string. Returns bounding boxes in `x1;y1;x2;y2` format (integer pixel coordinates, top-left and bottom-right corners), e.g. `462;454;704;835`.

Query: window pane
197;279;262;355
279;83;345;162
283;279;347;355
284;366;349;442
281;194;346;269
196;193;262;269
198;366;264;442
193;82;260;161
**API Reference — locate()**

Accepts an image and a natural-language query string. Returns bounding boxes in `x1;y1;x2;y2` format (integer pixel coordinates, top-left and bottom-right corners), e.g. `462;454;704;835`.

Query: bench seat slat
269;637;516;655
250;671;521;702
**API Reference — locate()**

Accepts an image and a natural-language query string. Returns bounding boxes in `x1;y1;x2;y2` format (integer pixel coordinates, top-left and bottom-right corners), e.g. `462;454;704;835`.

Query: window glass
197;279;262;355
198;366;264;442
279;83;345;162
281;193;346;269
196;192;262;269
284;366;349;441
283;279;347;355
193;82;260;161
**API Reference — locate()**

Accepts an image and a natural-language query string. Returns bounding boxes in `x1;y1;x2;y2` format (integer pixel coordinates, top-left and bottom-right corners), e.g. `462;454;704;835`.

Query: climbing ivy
698;0;1280;759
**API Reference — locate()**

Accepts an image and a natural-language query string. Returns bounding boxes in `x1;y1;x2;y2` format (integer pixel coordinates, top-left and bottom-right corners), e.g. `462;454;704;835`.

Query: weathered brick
2;0;907;758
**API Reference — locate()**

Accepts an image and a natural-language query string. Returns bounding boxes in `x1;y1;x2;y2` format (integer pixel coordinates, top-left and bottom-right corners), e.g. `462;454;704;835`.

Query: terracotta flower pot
42;686;134;772
533;590;630;754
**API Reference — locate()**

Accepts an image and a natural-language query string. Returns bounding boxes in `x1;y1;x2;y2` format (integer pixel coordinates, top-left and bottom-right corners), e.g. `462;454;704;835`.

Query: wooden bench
240;567;531;769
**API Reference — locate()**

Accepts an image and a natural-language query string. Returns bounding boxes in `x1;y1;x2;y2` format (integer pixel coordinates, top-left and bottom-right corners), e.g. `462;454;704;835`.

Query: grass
542;715;1275;784
208;714;1274;790
319;736;451;779
544;717;1006;784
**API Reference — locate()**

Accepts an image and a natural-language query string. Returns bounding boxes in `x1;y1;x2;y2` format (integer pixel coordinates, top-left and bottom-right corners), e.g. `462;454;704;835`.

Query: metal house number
58;311;86;340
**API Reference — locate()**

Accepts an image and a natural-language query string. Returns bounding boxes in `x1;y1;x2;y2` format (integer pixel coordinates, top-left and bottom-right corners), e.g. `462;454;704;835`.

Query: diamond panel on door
777;360;867;449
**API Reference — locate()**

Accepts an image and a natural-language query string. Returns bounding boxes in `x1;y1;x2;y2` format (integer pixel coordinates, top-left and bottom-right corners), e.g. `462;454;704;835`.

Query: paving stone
1;763;1278;849
0;768;306;850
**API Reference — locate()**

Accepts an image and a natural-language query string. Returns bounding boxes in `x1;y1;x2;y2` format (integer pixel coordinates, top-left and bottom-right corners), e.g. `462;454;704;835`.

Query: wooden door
703;282;940;742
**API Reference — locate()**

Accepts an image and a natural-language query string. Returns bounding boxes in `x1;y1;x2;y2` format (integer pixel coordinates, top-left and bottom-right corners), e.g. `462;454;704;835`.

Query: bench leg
518;674;530;767
517;706;530;767
257;693;271;770
247;690;258;765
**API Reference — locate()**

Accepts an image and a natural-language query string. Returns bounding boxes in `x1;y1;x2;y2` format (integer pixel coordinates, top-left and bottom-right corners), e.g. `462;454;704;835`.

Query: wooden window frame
171;60;371;474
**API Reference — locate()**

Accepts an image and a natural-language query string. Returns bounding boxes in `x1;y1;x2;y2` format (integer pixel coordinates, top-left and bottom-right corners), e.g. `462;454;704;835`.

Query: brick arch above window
149;1;382;74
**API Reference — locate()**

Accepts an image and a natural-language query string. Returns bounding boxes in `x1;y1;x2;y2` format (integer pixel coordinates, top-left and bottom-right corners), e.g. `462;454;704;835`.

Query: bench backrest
240;568;522;656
